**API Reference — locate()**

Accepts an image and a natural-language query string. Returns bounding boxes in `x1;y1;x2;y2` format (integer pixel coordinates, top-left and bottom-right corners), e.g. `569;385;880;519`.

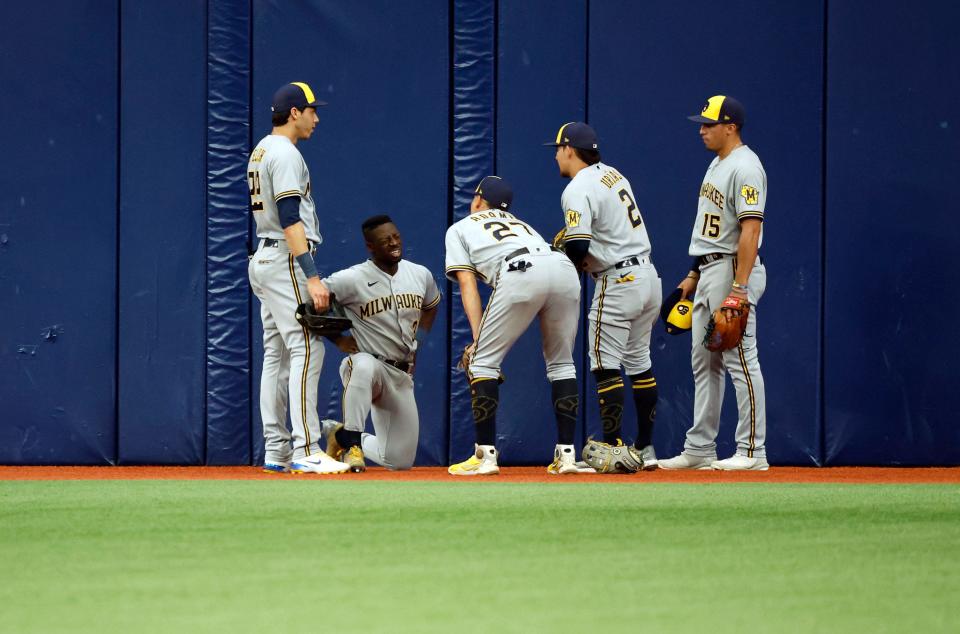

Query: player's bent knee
382;451;416;471
346;352;378;380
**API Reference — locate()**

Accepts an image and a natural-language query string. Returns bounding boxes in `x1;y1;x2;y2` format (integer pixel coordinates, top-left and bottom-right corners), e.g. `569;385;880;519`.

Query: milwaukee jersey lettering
324;260;441;363
689;145;766;256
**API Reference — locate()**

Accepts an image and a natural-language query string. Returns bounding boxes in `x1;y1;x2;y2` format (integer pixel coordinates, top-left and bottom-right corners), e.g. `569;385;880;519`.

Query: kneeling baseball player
320;215;441;472
445;176;592;475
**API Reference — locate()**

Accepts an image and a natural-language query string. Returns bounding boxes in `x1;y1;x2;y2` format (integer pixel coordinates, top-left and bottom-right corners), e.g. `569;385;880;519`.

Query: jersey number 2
248;170;264;213
619;189;642;228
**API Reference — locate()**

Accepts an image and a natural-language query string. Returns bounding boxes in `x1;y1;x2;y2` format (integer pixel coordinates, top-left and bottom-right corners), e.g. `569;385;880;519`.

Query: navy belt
615;256;640;269
697;252;730;266
373;354;411;373
262;238;317;253
696;253;764;267
504;246;562;261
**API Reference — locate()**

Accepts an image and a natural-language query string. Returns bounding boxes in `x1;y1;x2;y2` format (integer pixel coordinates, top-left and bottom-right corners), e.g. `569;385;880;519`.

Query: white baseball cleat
636;445;659;471
449;444;499;476
547;444;595;474
290;451;351;474
658;453;716;470
711;455;769;471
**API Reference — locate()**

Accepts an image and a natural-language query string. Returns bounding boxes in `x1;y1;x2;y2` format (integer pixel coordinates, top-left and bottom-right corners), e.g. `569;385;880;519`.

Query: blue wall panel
587;0;824;464
448;0;495;464
118;0;207;463
0;1;119;464
207;0;253;465
824;1;960;465
494;0;588;464
252;0;450;465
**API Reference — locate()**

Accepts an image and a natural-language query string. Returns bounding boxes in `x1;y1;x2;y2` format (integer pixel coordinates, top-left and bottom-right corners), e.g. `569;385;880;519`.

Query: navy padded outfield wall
494;0;589;462
251;0;450;465
2;1;959;466
586;0;824;465
0;1;119;464
449;0;495;463
207;0;253;465
824;1;960;465
118;0;207;464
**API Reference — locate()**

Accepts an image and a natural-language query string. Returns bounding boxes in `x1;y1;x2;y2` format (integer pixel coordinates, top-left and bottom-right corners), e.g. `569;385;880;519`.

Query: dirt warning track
1;465;958;483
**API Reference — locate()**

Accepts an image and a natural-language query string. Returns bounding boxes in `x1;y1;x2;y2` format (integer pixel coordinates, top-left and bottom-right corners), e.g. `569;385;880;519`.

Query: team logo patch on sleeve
565;210;582;227
740;185;759;206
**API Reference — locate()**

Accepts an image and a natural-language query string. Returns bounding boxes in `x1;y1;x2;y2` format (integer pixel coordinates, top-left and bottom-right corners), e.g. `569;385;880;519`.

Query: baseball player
659;95;769;471
445;176;589;475
546;122;662;472
247;81;349;475
320;215;441;472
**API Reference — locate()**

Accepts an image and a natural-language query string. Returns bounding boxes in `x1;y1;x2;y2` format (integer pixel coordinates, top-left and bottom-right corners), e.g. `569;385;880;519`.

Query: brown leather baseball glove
703;294;750;351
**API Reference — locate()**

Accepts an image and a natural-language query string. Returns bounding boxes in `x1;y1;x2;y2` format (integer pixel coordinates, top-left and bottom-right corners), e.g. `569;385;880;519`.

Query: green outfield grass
1;481;957;633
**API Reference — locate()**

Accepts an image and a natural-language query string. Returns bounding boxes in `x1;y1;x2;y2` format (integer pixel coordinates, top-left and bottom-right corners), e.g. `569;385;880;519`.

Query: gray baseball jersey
444;210;550;288
324;259;441;470
445;211;580;382
325;260;441;364
688;144;765;256
248;134;322;244
561;162;651;274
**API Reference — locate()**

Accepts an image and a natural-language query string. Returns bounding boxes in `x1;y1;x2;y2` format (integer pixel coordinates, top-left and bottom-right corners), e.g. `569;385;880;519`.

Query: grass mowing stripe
1;482;957;633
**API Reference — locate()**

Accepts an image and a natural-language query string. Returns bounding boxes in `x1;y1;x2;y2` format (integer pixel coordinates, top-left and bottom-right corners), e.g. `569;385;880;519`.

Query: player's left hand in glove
295;296;353;339
456;342;476;372
552;227;567;250
702;292;750;351
581;438;644;473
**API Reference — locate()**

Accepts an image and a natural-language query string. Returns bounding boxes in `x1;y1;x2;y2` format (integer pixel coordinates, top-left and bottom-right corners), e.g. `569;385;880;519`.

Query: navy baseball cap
271;82;328;113
543;122;599;150
687;95;744;126
474;176;513;211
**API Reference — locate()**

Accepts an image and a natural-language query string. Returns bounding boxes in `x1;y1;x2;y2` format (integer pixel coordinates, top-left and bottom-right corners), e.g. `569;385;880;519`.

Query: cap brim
305;100;328;108
542;141;562;146
687;115;718;123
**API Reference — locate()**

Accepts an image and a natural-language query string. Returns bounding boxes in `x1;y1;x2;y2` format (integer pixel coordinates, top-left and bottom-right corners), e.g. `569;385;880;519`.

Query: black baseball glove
295;296;352;339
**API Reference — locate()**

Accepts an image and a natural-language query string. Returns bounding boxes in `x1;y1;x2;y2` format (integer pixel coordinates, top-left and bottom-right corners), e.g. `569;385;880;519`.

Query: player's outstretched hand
678;275;698;300
309;277;330;312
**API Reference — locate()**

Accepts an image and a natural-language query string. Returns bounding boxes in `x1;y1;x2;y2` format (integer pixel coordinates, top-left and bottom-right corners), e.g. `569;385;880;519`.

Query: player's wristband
731;282;749;292
295;252;319;279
